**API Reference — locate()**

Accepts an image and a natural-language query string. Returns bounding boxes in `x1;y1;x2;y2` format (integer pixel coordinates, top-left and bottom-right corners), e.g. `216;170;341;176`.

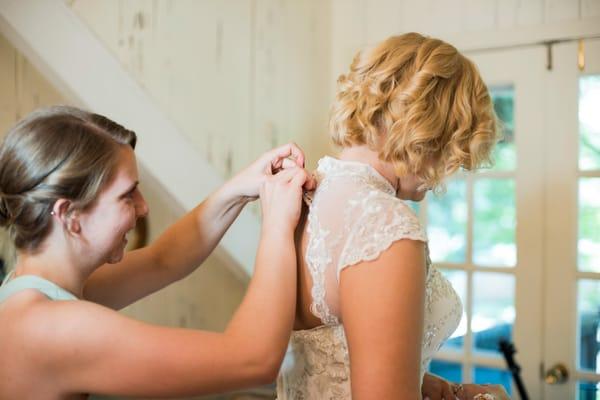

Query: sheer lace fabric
276;157;463;399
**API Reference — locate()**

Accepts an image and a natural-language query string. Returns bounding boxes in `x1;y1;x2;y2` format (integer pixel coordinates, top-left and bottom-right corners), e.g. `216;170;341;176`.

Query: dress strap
1;270;12;286
0;273;78;303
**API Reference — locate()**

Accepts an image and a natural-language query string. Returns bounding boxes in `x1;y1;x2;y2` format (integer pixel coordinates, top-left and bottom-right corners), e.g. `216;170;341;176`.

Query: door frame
544;38;600;400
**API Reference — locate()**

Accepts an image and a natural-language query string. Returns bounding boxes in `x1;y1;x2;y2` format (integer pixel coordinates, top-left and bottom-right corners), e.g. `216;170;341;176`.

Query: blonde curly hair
330;32;499;191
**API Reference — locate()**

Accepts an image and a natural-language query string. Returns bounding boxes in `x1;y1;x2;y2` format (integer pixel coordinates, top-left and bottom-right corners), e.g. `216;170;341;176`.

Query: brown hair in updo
0;106;136;252
330;32;499;191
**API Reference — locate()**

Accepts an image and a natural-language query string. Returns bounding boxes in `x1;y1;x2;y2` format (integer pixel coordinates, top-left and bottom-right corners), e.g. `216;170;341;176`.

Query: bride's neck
338;146;397;188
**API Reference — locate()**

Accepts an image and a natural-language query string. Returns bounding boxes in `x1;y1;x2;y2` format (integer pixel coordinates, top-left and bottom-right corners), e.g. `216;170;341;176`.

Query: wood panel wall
68;0;333;176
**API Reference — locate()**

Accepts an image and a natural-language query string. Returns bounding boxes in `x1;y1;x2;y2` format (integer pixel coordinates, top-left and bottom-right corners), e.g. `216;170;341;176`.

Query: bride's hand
456;383;511;400
421;374;512;400
229;143;316;201
421;373;458;400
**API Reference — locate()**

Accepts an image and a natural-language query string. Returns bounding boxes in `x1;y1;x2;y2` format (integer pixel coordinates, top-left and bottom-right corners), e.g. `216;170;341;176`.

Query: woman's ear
51;199;81;235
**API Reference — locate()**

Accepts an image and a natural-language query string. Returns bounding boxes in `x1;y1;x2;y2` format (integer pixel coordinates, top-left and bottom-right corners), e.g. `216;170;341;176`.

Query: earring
50;211;56;216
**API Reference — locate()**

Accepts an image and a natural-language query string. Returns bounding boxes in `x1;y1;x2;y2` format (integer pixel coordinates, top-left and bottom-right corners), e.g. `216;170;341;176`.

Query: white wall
68;0;333;175
330;0;600;91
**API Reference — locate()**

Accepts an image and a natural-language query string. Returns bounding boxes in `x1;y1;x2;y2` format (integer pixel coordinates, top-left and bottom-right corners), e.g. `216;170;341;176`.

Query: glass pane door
544;38;600;400
423;46;546;399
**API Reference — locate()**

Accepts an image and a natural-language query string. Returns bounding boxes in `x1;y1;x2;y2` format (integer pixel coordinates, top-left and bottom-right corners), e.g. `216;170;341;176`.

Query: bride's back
293;156;422;330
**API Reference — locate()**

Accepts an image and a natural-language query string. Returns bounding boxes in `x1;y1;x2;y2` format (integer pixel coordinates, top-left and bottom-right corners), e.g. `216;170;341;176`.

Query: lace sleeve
337;191;427;279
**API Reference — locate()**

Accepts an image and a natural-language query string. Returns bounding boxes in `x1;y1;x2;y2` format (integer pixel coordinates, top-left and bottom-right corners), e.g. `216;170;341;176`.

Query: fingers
290;167;310;187
268;142;305;173
278;156;316;190
443;383;458;400
269;166;298;183
303;174;316;191
259;143;316;195
271;166;308;188
280;166;316;193
281;157;298;170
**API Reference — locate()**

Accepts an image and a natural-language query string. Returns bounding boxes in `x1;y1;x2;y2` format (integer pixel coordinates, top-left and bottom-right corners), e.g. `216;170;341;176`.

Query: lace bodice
276;157;463;399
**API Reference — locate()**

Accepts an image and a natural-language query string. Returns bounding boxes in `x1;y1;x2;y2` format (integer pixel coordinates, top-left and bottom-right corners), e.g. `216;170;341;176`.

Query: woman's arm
340;239;427;399
27;166;309;397
84;143;313;309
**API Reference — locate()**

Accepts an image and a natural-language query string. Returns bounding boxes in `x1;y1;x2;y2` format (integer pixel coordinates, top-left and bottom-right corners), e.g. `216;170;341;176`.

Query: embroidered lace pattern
276;157;463;399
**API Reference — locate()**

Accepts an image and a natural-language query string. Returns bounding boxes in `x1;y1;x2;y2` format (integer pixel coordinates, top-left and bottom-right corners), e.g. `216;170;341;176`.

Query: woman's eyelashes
121;184;139;201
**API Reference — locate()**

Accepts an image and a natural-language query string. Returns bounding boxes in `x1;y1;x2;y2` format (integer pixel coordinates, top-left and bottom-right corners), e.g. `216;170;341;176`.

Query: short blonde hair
330;32;499;190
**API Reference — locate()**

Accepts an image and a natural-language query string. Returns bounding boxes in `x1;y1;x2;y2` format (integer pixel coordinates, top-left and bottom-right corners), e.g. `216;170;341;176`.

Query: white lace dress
276;156;463;399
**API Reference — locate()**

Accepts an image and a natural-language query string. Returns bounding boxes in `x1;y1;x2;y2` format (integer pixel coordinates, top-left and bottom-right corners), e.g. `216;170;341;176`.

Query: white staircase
0;0;260;277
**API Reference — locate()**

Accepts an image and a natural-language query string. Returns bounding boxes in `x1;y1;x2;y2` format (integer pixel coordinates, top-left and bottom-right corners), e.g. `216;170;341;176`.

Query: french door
424;40;600;399
544;38;600;400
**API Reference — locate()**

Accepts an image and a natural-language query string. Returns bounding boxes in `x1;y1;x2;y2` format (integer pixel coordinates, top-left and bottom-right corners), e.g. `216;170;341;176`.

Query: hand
230;143;316;201
456;383;511;400
259;166;311;234
422;372;458;400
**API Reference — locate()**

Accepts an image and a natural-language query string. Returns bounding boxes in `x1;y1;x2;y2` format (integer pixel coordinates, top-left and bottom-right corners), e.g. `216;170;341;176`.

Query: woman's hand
229;143;316;202
259;166;310;234
422;372;458;400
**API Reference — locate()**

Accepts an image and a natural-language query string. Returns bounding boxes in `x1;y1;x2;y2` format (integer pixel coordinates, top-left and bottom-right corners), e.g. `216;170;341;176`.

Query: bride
277;33;510;399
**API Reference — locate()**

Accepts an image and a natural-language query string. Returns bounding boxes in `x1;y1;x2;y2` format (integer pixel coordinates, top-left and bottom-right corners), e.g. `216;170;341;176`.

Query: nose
135;190;149;217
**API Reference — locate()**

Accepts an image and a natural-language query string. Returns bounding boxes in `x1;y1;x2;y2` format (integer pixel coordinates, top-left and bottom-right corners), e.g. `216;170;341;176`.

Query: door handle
544;363;569;384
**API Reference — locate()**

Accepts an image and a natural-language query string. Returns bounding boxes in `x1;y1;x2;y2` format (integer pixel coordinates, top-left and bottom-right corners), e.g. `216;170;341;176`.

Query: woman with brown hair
277;33;510;399
0;106;315;399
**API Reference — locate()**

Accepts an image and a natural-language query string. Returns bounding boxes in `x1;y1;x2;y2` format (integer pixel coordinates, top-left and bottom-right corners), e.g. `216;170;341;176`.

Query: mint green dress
0;271;78;302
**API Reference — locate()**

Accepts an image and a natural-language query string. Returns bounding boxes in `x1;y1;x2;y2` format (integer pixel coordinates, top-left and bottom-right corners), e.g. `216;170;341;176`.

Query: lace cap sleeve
337;191;427;279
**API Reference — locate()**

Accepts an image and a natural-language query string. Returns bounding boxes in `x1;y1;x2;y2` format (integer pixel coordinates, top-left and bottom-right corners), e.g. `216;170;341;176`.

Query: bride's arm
340;239;427;399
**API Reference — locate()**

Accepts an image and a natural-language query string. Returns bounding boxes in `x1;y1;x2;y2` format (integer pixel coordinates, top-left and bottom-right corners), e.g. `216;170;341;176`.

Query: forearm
224;225;297;379
152;178;249;280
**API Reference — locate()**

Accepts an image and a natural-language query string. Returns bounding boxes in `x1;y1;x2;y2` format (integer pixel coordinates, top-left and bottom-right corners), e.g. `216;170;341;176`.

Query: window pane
578;380;600;400
429;359;462;383
473;179;516;267
579;75;600;171
474;366;512;395
490;86;516;171
440;269;467;350
579;178;600;272
427;179;467;263
578;280;600;372
473;272;515;354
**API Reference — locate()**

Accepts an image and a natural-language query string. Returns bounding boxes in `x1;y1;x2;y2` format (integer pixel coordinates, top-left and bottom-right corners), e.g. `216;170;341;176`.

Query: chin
106;249;125;264
412;192;427;202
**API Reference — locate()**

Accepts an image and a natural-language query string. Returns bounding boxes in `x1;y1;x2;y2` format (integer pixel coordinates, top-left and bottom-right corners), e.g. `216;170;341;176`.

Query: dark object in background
0;258;5;282
499;339;529;400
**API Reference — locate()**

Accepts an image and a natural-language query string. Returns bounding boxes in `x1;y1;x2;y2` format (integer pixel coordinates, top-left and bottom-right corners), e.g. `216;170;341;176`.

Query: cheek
122;203;138;227
100;205;134;234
